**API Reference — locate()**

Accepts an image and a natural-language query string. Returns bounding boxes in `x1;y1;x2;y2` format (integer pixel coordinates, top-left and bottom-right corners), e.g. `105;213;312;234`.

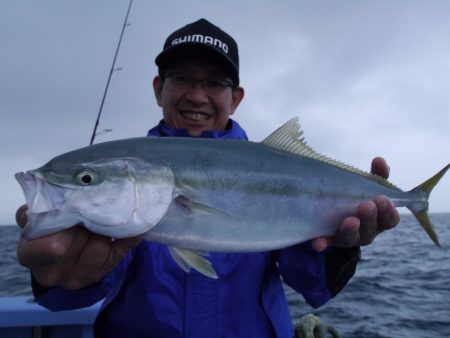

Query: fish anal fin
168;246;218;279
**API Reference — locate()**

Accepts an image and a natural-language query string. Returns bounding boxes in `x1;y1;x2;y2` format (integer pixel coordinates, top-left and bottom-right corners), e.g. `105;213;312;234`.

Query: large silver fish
16;118;449;278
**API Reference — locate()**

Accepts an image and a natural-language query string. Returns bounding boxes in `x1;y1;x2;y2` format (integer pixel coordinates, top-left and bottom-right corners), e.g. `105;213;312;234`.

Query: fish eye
76;170;98;186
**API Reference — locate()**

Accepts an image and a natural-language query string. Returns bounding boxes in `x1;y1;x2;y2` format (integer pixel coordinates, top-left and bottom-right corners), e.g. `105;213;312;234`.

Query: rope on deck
293;314;341;338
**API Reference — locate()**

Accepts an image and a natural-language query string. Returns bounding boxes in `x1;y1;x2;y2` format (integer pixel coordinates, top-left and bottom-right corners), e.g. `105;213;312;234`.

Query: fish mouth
15;171;66;214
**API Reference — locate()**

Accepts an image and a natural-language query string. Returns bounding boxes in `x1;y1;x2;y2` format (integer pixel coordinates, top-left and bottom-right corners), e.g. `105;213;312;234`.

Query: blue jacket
34;119;350;338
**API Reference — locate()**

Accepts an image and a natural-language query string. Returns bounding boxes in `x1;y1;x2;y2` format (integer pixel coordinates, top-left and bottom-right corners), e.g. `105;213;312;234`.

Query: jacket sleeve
276;242;360;308
31;250;134;311
324;246;360;297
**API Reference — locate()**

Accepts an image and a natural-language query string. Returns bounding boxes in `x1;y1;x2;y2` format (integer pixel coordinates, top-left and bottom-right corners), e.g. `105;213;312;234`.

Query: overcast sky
1;0;449;225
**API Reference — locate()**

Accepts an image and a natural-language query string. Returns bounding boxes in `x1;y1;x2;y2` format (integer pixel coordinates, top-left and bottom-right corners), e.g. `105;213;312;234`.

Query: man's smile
180;111;212;121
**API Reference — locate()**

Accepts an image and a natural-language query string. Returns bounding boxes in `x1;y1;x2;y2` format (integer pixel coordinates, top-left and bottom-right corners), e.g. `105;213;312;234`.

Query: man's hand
16;205;145;290
311;157;400;252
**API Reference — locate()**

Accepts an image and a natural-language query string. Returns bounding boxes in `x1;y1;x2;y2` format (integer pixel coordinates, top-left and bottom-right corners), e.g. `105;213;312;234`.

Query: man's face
153;58;244;136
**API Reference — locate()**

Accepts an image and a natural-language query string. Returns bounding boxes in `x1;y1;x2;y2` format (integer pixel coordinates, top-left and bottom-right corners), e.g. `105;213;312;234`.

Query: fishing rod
89;0;133;146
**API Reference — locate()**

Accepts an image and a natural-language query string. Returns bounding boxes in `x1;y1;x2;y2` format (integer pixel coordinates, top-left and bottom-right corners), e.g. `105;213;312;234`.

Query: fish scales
138;137;408;252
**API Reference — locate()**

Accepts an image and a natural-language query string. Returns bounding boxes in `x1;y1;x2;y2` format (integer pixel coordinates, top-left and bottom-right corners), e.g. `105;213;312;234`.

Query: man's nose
184;82;209;103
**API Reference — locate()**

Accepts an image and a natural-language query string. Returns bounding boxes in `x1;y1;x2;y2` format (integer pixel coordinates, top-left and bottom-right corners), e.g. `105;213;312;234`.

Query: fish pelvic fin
168;246;218;279
407;163;450;247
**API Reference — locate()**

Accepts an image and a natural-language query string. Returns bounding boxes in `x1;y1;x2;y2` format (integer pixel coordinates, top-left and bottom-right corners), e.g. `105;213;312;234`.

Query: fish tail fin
407;163;450;247
410;210;440;247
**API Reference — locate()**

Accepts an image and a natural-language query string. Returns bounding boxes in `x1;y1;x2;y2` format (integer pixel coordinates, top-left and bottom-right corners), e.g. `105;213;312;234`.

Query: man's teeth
181;112;210;121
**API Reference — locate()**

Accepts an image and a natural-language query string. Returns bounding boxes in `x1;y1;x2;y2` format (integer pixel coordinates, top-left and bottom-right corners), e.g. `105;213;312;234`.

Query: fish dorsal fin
262;117;399;189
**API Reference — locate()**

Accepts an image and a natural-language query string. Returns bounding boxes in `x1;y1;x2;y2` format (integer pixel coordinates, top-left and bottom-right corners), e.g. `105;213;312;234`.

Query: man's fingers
61;232;145;290
62;232;113;289
313;158;397;251
109;234;146;264
356;201;379;245
371;157;390;179
18;227;86;287
333;216;361;248
16;204;145;289
17;227;78;268
16;204;28;228
311;237;331;252
374;196;400;231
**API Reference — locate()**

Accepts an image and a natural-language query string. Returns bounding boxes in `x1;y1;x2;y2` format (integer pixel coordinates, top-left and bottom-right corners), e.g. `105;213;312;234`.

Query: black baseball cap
155;19;240;86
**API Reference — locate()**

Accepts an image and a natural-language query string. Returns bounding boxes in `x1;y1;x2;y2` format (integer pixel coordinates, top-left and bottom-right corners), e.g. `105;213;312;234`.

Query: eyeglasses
165;71;235;94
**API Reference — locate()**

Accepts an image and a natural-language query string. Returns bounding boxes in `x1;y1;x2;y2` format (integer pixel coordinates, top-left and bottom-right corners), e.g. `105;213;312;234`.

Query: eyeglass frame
163;71;237;94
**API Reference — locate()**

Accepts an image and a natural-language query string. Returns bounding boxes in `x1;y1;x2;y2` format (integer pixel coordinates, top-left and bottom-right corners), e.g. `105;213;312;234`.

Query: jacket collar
147;119;248;140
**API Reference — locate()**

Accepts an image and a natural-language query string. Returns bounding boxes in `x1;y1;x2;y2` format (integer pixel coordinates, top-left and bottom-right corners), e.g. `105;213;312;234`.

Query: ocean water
1;214;449;337
287;213;450;338
0;226;32;296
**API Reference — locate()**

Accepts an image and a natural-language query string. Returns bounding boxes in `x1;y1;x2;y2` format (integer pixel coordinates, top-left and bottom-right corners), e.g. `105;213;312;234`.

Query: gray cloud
1;0;449;224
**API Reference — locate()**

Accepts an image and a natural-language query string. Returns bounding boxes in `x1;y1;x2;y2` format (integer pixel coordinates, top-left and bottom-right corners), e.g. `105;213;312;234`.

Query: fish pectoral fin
175;195;231;219
168;246;218;279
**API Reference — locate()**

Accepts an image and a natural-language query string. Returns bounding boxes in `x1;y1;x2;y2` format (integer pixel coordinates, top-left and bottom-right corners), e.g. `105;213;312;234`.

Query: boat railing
0;296;101;338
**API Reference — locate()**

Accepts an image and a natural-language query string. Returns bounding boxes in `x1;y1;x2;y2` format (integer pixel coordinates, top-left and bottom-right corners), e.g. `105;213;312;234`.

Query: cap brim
155;43;239;85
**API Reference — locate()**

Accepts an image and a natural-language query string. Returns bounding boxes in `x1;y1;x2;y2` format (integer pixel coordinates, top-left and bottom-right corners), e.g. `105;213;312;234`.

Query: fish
15;118;449;279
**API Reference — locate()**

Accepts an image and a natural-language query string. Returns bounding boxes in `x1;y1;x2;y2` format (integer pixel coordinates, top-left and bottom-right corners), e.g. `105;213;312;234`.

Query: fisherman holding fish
16;19;404;338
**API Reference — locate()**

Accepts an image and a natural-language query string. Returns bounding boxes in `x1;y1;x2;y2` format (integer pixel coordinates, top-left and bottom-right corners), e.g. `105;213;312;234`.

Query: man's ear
153;76;163;107
230;87;245;114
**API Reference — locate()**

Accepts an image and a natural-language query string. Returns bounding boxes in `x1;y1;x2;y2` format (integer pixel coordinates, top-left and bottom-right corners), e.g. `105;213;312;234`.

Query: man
16;19;399;337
